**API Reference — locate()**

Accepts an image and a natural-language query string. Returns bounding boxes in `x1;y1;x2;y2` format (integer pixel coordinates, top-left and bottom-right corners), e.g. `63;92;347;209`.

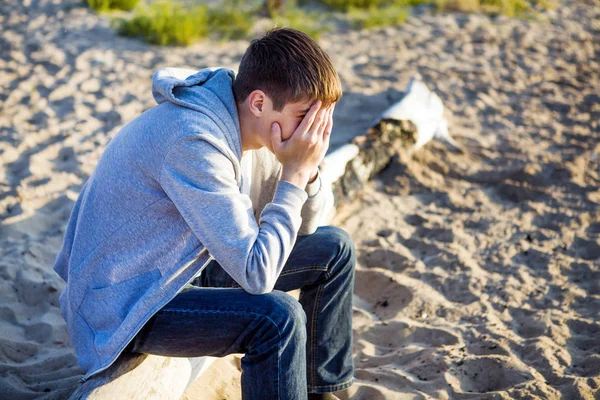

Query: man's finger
323;106;334;139
317;105;332;136
297;100;322;136
312;106;329;137
307;106;328;143
270;122;282;151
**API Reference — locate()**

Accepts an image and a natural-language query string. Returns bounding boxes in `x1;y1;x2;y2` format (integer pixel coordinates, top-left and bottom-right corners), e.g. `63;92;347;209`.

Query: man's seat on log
68;289;303;399
68;353;216;399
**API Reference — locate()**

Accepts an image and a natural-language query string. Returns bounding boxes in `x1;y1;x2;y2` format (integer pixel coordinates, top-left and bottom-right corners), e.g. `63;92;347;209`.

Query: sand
1;0;599;398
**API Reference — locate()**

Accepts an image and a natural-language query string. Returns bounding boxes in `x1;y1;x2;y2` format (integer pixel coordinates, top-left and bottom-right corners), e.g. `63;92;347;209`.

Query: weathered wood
68;353;215;400
331;118;417;206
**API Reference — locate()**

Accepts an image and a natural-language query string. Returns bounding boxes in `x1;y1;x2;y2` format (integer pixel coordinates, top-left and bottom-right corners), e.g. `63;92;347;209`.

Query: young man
53;28;355;400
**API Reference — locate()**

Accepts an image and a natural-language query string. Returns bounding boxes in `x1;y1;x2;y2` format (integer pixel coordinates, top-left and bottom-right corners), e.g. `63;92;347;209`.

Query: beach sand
1;0;599;398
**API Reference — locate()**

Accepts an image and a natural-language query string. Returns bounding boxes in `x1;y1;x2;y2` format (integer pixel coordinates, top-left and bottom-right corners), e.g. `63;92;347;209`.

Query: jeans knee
263;291;307;334
319;226;356;267
245;291;306;355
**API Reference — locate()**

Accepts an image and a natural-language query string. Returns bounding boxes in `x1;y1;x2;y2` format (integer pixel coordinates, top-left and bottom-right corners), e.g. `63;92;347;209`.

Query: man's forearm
281;166;319;189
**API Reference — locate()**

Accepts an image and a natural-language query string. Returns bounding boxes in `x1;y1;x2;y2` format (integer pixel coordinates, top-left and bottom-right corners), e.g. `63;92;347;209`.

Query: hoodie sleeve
160;135;308;295
298;167;335;236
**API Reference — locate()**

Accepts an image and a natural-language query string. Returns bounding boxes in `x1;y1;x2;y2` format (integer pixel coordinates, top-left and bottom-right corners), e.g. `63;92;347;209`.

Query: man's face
269;98;317;142
242;90;333;153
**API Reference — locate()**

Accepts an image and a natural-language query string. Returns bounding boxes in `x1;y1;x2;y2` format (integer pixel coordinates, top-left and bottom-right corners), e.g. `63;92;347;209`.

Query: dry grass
87;0;139;12
348;4;409;28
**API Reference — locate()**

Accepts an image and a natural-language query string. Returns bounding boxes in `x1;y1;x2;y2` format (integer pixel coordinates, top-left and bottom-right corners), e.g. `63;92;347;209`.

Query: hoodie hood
152;67;242;160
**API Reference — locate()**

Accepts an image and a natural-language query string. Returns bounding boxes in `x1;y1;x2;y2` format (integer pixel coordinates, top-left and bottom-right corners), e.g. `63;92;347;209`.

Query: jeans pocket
79;269;162;336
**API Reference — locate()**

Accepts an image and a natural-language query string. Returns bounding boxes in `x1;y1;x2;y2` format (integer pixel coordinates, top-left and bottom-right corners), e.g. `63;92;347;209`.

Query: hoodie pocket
79;269;162;336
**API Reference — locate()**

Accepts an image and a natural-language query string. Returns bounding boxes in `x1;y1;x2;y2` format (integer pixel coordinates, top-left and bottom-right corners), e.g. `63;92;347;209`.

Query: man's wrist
281;168;311;189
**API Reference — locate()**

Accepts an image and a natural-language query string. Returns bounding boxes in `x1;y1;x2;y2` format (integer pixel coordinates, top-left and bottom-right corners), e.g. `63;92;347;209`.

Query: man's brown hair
233;27;342;111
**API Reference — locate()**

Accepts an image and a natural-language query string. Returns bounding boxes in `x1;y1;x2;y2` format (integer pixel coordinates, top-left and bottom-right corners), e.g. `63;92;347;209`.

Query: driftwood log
68;353;215;399
331;118;417;205
66;118;417;399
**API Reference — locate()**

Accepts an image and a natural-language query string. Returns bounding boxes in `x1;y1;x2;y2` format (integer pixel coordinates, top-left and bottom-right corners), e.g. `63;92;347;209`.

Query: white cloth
240;151;252;196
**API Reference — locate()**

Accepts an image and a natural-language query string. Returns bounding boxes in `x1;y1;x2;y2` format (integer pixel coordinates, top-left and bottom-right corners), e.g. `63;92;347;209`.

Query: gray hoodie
53;67;333;381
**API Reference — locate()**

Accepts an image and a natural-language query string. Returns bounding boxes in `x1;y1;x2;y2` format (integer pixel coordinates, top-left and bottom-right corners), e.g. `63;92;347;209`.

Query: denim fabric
127;226;356;399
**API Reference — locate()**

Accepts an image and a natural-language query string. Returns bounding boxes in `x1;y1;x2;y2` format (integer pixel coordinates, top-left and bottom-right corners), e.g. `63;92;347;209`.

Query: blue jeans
127;226;356;399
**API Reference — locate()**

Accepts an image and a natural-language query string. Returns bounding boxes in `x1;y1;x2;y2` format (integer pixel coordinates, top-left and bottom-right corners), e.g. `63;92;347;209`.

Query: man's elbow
244;285;274;295
298;224;318;237
242;280;275;295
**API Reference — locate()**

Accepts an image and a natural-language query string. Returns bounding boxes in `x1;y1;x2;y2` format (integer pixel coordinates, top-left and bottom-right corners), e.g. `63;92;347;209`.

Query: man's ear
248;90;269;117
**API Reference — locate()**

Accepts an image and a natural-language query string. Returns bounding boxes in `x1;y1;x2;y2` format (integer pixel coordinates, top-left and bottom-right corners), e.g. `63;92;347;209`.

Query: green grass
347;4;409;28
434;0;554;17
272;7;332;39
483;0;531;17
318;0;385;11
105;0;555;47
115;2;209;46
318;0;552;21
399;0;435;6
114;0;256;45
316;0;430;11
208;5;255;40
87;0;139;12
